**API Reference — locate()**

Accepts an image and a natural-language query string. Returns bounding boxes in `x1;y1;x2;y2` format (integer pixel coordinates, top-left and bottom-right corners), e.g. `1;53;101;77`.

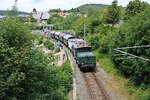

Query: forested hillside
76;4;108;13
0;10;29;15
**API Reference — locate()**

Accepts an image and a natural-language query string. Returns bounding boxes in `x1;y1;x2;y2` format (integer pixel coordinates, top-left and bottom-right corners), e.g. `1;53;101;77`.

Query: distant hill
0;10;29;16
76;4;109;13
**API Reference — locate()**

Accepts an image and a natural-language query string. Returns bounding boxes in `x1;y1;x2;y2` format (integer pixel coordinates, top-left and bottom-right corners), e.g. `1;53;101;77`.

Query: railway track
82;72;110;100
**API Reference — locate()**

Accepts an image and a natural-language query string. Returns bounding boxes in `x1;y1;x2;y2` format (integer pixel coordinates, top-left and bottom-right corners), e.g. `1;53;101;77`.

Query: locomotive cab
75;47;96;71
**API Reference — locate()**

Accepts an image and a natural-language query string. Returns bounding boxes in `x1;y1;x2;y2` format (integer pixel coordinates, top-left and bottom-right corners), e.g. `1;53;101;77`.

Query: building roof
41;12;50;20
32;12;41;20
32;11;50;20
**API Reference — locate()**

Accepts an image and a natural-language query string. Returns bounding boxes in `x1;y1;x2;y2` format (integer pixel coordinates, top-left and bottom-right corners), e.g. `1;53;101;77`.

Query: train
46;31;96;71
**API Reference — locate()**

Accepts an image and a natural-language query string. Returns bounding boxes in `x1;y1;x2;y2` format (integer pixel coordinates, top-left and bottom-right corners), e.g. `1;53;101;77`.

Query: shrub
44;40;54;50
55;47;60;53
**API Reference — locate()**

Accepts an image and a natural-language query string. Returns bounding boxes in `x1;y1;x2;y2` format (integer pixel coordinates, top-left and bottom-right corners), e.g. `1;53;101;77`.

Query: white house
32;9;50;23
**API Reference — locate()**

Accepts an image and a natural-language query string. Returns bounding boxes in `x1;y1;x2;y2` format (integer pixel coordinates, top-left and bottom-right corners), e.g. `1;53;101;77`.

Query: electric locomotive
48;31;96;71
68;38;96;71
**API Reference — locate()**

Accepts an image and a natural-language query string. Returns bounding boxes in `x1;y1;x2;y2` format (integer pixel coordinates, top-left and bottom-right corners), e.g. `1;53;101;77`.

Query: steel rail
82;72;109;100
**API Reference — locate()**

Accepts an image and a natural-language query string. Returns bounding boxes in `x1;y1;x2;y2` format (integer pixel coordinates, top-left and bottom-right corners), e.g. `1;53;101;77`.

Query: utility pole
12;0;18;17
14;0;18;8
84;24;86;41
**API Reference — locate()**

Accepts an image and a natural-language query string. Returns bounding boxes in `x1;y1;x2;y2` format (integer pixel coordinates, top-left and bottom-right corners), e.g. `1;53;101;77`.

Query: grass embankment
95;51;149;100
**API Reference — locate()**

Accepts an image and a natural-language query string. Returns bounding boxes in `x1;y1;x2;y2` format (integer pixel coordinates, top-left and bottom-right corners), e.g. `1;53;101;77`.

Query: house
50;11;71;17
32;9;50;23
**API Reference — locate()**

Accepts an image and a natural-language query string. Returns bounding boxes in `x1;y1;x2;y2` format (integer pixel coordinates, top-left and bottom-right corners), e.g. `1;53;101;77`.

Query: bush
55;47;60;53
87;34;101;50
0;17;32;48
37;35;44;45
44;40;54;50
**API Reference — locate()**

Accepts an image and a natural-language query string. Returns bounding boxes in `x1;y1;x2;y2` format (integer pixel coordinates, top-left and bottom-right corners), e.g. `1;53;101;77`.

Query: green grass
94;51;149;100
55;55;59;62
98;54;117;74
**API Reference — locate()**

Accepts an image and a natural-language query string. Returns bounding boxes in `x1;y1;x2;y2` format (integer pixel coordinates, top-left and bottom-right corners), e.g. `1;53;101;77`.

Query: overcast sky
0;0;150;12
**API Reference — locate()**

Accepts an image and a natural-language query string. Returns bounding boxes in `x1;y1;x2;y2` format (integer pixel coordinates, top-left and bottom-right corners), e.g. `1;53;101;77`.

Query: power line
114;45;150;62
116;45;150;50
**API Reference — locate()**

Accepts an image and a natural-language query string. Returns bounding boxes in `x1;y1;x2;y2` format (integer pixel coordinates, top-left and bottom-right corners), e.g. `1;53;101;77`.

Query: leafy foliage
75;4;108;14
44;40;54;50
0;17;72;100
49;9;62;13
55;47;60;53
62;13;79;30
0;17;32;48
124;0;149;20
0;10;29;16
74;16;91;37
100;8;150;86
103;1;120;27
30;16;37;23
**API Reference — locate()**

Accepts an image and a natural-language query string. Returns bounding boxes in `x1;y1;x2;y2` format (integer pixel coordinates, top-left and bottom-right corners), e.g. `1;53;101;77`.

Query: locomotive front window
77;52;94;57
77;47;92;52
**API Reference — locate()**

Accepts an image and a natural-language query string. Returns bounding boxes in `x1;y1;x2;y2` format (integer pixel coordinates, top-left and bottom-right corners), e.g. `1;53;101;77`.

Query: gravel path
56;49;65;66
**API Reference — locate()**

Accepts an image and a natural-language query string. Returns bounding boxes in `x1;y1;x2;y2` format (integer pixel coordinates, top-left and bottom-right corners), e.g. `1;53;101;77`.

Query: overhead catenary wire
114;48;150;62
116;45;150;50
115;56;135;60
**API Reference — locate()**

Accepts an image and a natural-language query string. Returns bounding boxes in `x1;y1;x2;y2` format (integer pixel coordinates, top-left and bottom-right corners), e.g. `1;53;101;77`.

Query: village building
32;8;50;23
50;12;71;17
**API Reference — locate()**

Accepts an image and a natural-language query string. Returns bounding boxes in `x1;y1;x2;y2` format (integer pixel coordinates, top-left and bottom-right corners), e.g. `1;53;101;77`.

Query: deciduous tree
124;0;149;20
103;1;120;27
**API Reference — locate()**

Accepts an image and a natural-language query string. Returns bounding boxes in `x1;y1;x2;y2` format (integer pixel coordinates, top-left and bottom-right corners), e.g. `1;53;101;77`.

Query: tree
0;17;33;100
74;16;91;37
0;17;32;48
30;16;37;23
49;8;62;13
103;0;120;27
62;13;79;30
124;0;149;20
8;0;18;17
44;40;54;50
47;14;64;30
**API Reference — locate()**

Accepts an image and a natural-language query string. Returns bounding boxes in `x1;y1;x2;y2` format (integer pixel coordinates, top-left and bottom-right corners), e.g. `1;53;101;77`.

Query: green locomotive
68;38;96;71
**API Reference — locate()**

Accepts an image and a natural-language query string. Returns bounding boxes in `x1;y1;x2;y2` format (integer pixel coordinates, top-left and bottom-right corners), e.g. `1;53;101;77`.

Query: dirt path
55;49;66;67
